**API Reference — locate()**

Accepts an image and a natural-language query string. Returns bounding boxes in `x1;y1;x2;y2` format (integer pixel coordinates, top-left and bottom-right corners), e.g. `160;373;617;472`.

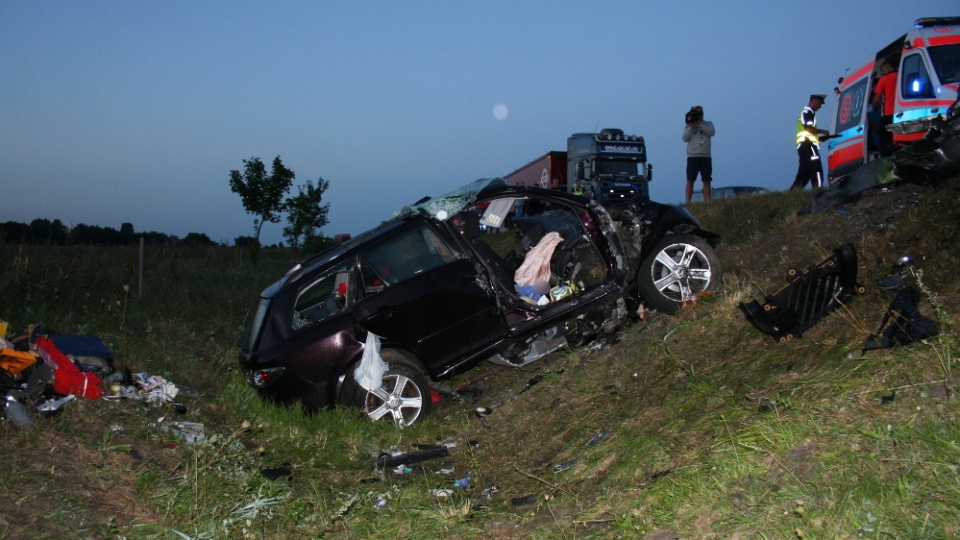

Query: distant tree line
0;218;218;246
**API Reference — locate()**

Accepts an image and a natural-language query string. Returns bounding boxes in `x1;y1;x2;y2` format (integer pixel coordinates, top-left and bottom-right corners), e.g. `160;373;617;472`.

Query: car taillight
251;367;285;388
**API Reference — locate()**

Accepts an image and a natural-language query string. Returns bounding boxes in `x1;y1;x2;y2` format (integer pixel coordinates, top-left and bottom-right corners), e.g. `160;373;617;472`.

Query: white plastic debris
355;332;386;392
170;421;206;445
36;394;76;412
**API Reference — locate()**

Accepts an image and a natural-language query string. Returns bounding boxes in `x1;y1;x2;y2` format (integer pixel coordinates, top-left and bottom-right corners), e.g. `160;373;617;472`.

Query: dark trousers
791;143;823;190
878;114;894;156
686;156;713;183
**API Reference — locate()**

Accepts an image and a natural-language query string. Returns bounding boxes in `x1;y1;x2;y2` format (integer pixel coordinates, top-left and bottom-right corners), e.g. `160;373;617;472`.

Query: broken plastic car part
740;244;863;341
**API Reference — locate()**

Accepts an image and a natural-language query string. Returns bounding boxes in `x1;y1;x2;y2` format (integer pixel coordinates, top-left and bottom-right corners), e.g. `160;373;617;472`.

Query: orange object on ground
0;348;37;375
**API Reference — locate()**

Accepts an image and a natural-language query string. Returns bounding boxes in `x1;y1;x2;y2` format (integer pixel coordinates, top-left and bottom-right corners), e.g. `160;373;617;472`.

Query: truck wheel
343;350;431;427
638;233;721;314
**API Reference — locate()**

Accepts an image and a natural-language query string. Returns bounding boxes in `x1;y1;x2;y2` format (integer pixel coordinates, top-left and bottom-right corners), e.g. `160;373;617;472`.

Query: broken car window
292;263;353;331
358;223;460;291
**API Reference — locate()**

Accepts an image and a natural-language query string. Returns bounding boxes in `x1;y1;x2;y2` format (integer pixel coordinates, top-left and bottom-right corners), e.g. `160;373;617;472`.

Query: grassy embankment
1;176;958;539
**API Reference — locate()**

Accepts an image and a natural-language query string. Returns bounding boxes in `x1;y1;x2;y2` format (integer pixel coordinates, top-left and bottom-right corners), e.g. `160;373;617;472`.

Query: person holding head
872;60;898;156
682;105;716;203
790;94;831;190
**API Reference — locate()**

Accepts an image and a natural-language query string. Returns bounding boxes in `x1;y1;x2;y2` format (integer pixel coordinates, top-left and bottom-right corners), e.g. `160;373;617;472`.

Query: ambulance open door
828;61;874;183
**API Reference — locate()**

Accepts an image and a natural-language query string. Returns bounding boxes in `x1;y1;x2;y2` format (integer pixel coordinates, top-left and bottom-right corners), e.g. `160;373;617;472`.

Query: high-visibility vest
796;106;820;146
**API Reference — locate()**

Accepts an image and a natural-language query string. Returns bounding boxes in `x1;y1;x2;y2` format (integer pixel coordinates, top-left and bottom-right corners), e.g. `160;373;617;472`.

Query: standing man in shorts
682;105;716;203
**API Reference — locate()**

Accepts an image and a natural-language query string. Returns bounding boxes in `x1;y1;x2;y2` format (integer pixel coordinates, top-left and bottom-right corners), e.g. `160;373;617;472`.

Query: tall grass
1;177;958;538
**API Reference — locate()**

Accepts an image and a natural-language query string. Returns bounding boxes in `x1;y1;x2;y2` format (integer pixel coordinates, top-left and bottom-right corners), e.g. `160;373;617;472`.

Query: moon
493;103;509;121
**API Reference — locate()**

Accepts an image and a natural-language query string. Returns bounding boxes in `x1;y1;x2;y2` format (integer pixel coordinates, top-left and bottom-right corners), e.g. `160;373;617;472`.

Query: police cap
810;94;827;102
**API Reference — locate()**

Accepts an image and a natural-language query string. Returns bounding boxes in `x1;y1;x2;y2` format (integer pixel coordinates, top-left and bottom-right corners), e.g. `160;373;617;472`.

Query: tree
234;235;258;248
28;218;68;245
182;232;215;246
282;177;330;248
229;156;295;245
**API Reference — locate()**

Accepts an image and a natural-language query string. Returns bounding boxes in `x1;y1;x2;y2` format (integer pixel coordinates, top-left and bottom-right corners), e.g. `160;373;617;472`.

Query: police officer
791;94;831;190
572;179;586;196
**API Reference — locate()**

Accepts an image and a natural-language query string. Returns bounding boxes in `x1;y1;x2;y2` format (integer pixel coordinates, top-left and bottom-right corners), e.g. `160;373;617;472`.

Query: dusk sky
2;1;957;245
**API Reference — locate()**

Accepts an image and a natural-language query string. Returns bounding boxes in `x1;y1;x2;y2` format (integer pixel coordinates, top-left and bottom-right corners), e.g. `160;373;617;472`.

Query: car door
828;59;874;182
350;221;506;372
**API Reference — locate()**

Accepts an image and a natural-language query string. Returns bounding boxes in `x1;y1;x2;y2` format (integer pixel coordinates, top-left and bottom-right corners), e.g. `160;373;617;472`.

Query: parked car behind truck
239;178;720;426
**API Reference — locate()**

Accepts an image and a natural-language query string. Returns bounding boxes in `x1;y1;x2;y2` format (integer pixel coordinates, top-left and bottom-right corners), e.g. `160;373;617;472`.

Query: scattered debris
510;494;539;506
170;421;206;445
892;98;960;179
586;428;611;448
1;323;202;437
518;375;543;394
757;396;776;413
2;390;33;431
374;445;450;468
36;394;75;414
740;244;863;341
260;465;293;481
864;285;940;351
638;469;672;486
876;256;915;291
481;485;500;499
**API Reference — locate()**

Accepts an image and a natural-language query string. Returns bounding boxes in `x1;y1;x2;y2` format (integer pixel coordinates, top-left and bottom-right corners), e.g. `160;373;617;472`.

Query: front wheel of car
344;351;431;427
638;233;721;314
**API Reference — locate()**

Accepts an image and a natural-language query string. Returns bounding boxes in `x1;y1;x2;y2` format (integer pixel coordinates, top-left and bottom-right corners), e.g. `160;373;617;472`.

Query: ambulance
827;16;960;182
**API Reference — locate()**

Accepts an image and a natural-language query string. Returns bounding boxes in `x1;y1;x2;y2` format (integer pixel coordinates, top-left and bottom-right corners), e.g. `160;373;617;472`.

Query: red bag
35;336;103;400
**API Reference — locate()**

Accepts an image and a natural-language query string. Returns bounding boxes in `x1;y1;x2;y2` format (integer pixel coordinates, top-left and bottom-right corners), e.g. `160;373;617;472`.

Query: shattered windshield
402;178;508;220
929;43;960;84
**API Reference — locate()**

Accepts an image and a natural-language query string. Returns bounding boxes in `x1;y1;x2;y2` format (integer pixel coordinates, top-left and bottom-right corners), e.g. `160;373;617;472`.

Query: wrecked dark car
239;179;720;425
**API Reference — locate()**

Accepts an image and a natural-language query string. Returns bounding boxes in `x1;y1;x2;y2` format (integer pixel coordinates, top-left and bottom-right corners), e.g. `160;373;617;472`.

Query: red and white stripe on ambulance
828;59;874;181
893;30;960;142
828;17;960;182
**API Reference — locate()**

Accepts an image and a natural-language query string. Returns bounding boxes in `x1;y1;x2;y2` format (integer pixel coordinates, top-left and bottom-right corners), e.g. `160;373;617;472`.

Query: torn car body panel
740;244;863;341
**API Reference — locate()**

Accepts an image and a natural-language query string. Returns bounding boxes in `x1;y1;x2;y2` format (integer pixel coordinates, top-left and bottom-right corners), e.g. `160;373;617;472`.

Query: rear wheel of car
344;351;431;427
638;233;721;314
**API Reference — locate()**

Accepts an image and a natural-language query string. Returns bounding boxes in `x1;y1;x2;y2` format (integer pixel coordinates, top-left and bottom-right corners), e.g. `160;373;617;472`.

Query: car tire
638;233;721;314
344;350;431;427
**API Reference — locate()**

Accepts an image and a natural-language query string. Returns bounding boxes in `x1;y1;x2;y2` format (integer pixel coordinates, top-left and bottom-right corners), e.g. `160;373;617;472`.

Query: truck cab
828;16;960;182
567;128;652;205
